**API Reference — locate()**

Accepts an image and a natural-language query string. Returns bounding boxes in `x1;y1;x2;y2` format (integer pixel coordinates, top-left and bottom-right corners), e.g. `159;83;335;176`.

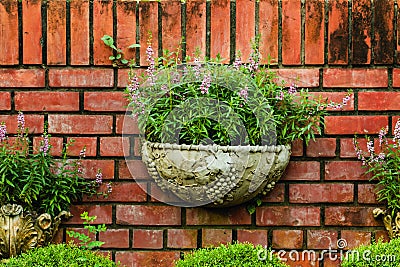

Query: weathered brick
161;0;181;54
202;229;232;247
84;91;128;112
48;114;113;134
99;229;130;248
85;182;147;202
282;161;320;181
49;68;114;87
262;183;285;203
120;160;150;180
15;91;79;111
308;92;354;111
0;69;45;88
150;183;184;203
70;0;90;65
116;205;181;225
306;138;336;157
237;229;268;246
307;230;338;249
210;0;230;62
393;116;400;134
341;230;371;249
256;206;320;226
33;136;63;156
93;0;113;65
374;0;394;64
139;1;158;66
116;114;140;134
0;92;11;110
328;0;349;64
236;0;255;62
0;0;18;65
289;184;353;203
325;207;382;226
352;0;371;64
47;0;66;65
186;207;251;225
375;230;390;242
115;251;180;267
323;69;388;88
325;161;371;181
291;139;303;157
259;0;278;64
22;0;42;64
133;229;163;249
359;92;400;111
305;0;324;64
325;116;388;135
0;114;44;134
282;0;301;65
391;69;400;87
274;69;319;87
167;229;198;249
100;137;130;157
358;184;379;204
272;230;303;249
66;137;97;157
79;159;114;179
186;0;206;57
117;0;137;64
66;205;113;225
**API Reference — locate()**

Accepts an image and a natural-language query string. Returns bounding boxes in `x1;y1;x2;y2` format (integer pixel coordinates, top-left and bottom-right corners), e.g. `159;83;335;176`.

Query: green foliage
0;243;120;267
101;35;139;67
0;113;109;217
174;242;288;267
341;238;400;267
67;212;107;250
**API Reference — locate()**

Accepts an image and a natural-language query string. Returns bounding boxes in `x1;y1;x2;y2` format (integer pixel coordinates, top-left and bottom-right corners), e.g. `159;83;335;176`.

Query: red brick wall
0;0;396;266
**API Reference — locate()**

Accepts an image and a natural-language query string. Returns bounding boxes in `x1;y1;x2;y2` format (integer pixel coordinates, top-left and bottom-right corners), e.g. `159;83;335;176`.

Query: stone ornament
0;204;72;259
142;141;291;207
373;208;400;239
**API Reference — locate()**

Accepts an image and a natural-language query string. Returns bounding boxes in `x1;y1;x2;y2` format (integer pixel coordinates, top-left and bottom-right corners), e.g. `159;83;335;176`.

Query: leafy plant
0;243;120;267
174;242;288;267
0;112;111;217
101;35;140;67
341;237;400;267
67;212;107;250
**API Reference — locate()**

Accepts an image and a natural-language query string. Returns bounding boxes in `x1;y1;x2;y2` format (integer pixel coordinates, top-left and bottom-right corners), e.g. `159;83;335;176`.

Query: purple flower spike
0;124;6;143
95;171;103;185
200;74;211;94
17;111;25;131
40;134;50;156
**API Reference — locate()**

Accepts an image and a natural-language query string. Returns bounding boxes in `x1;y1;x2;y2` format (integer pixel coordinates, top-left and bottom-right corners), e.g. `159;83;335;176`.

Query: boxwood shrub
0;243;119;267
341;238;400;267
174;242;288;267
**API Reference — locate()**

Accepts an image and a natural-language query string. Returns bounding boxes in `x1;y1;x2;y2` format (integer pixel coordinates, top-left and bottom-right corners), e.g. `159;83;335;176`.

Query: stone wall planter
142;141;291;207
0;204;71;260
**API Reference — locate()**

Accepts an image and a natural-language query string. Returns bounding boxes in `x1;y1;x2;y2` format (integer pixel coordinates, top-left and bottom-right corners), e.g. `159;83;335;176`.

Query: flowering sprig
0;123;6;143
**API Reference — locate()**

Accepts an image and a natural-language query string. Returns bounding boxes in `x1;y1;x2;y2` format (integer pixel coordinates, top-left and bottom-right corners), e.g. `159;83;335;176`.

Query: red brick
186;207;251;225
66;205;113;225
99;229;130;248
84;91;128;112
70;0;90;65
139;1;158;66
116;114;140;134
79;159;114;179
262;183;285;203
0;0;18;65
100;137;130;157
340;138;369;158
305;0;324;64
391;69;400;87
359;92;400;111
15;92;79;111
272;230;303;249
308;92;354;111
393;116;400;134
33;136;63;157
325;207;382;226
375;230;390;242
291;139;303;157
66;137;97;157
236;0;255;62
49;68;114;87
306;138;336;157
325;116;388;135
282;0;301;65
256;206;320;226
133;137;141;156
323;69;388;88
115;251;180;267
133;229;163;249
341;230;371;249
167;229;198;249
66;227;96;245
259;0;279;64
150;183;184;203
325;161;370;181
274;69;319;87
47;0;66;65
0;92;11;110
93;0;113;65
324;256;342;267
117;0;137;65
120;160;150;180
0;114;44;134
358;184;379;204
161;1;181;55
48;114;113;134
202;229;232;247
85;182;147;202
0;69;45;88
22;0;42;64
289;184;353;203
116;205;181;225
352;0;371;64
307;230;338;249
328;0;348;64
210;0;230;62
282;161;320;181
374;0;394;64
117;68;146;88
237;229;268;246
186;0;206;57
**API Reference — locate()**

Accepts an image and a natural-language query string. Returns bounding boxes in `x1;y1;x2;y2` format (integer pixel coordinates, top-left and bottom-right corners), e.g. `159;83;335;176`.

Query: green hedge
174;242;288;267
1;244;119;267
